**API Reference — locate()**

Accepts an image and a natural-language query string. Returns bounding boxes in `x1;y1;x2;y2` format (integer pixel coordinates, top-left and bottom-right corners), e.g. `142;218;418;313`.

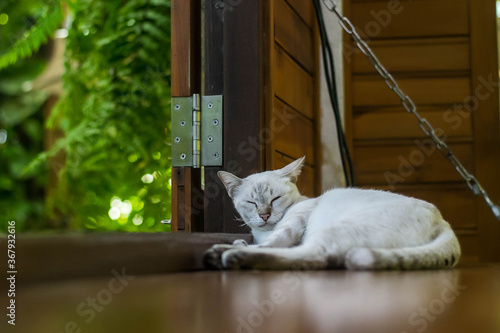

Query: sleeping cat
204;156;461;270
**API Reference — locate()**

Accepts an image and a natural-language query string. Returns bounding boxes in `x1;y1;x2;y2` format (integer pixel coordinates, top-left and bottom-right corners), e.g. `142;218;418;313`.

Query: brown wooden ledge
2;232;252;283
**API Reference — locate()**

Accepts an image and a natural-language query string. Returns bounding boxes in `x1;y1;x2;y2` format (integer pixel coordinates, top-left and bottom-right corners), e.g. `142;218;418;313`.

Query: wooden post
202;0;264;233
171;0;203;232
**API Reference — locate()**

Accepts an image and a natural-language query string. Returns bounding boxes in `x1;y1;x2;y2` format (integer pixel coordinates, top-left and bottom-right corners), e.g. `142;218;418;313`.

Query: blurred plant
1;0;172;232
0;0;54;231
0;0;62;70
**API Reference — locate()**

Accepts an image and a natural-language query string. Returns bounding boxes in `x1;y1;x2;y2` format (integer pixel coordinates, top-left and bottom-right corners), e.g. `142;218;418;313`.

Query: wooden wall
265;0;320;197
344;0;500;261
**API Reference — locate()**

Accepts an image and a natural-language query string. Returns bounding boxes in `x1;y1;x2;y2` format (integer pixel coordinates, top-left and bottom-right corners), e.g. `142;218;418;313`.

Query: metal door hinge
172;94;223;167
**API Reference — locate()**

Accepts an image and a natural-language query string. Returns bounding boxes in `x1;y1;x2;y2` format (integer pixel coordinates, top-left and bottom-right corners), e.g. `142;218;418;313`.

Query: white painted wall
319;2;346;191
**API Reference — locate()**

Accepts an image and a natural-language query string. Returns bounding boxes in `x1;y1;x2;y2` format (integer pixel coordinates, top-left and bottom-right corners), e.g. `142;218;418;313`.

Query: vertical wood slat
221;0;264;233
202;0;320;231
343;0;355;185
203;0;225;232
312;14;322;195
171;0;201;97
171;0;203;232
172;168;203;232
202;0;264;233
265;0;276;172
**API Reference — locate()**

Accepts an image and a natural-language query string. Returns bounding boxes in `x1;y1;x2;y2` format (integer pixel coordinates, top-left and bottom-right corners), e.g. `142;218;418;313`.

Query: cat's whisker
234;216;245;222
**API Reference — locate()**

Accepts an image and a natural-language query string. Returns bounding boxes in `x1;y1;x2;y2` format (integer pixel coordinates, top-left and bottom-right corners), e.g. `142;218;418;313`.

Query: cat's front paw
203;244;236;270
222;249;258;270
232;239;249;247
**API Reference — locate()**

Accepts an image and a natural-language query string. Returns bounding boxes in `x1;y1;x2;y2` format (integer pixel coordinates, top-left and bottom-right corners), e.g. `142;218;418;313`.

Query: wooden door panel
353;108;473;140
456;232;479;262
274;0;314;73
371;184;477;230
267;0;319;195
203;0;263;233
345;0;500;261
195;0;320;231
354;144;474;185
352;37;470;74
351;0;469;39
470;0;500;261
285;0;313;27
274;152;316;197
274;44;314;119
272;98;315;165
352;77;471;106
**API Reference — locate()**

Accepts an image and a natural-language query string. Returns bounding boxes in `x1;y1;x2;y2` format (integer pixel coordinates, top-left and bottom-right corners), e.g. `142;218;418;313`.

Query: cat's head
217;156;305;231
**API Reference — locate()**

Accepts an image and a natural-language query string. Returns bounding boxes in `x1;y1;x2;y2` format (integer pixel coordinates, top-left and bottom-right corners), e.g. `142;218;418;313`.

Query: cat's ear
275;156;305;183
217;171;243;198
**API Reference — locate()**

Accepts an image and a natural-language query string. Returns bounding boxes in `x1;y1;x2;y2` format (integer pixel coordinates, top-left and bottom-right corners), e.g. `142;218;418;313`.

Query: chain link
322;1;500;221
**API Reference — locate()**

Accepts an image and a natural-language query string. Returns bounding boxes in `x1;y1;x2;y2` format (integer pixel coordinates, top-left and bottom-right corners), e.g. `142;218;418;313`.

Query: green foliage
0;0;63;70
0;60;49;231
49;0;172;232
2;0;172;232
0;1;52;231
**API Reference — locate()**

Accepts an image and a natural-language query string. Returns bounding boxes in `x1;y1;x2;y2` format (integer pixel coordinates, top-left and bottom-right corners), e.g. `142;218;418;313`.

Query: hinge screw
208;136;214;142
175;137;181;143
175;104;181;110
212;119;219;126
180;153;186;160
180;120;186;126
208;103;214;109
213;152;219;159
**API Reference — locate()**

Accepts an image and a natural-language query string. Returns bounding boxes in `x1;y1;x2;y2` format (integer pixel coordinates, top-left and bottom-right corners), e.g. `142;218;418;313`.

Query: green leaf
0;2;63;70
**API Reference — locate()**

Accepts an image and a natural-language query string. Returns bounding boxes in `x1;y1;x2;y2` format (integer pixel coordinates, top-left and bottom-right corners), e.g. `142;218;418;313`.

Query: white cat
204;156;461;270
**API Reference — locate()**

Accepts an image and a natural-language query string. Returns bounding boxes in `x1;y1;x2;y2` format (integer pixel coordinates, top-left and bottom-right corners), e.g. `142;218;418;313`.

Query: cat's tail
345;226;461;270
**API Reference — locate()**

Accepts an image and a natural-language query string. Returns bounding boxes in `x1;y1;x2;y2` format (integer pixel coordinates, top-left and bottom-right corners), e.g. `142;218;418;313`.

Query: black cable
312;0;355;187
314;0;354;186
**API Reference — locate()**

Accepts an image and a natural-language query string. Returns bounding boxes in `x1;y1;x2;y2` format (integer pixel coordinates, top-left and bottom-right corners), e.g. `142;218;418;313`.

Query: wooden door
343;0;500;262
171;0;321;233
171;0;262;233
266;0;322;198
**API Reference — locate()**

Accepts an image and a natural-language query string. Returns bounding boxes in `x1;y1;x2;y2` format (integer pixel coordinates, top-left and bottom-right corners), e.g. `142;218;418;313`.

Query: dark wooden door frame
171;0;264;233
171;0;203;232
203;0;264;233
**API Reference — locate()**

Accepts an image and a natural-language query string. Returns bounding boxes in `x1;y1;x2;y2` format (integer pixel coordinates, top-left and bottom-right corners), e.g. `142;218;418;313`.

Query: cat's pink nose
260;214;271;222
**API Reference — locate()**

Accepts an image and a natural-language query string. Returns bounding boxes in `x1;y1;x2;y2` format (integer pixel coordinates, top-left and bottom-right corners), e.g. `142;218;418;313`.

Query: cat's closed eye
271;196;282;205
246;201;257;208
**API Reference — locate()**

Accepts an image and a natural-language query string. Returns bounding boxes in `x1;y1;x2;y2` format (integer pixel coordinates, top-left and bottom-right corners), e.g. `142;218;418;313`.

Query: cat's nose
259;213;271;222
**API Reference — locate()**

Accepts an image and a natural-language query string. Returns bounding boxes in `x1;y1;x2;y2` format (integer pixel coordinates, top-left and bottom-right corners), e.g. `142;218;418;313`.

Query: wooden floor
10;264;500;333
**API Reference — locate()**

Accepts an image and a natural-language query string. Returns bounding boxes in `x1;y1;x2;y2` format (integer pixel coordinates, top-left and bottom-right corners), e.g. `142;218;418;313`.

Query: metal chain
322;0;500;221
